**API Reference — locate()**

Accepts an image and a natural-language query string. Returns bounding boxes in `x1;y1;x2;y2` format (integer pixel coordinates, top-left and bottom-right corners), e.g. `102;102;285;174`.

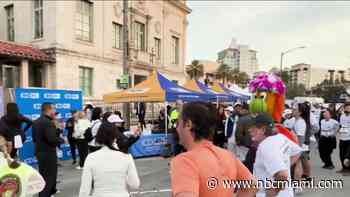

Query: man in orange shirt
170;102;257;197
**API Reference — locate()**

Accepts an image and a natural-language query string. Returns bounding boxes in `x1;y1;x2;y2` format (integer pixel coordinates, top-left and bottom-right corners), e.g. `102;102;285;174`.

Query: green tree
280;70;291;86
229;69;250;87
216;64;231;84
186;60;204;80
312;80;346;101
286;84;306;99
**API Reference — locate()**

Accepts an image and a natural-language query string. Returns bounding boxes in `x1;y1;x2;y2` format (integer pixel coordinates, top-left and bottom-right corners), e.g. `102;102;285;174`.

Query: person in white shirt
319;109;340;169
338;103;350;173
249;113;302;197
282;109;295;131
291;103;314;188
74;111;91;170
88;107;103;153
79;122;140;197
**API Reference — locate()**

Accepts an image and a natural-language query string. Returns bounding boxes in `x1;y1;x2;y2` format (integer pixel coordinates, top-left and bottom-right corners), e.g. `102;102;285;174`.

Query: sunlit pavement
53;149;348;197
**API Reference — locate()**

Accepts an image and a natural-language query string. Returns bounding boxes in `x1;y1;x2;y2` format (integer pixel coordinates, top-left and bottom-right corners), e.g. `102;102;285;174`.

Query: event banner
15;88;82;165
129;133;173;158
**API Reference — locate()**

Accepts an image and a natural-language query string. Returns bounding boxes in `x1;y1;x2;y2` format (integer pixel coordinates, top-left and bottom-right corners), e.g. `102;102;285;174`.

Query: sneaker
324;165;335;170
76;166;83;170
72;160;77;165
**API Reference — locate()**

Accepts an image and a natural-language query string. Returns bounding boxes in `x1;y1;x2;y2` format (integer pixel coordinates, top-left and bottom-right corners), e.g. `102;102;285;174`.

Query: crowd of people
0;100;350;197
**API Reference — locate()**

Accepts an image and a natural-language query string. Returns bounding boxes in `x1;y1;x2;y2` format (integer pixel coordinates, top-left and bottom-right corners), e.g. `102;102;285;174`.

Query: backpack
84;120;100;143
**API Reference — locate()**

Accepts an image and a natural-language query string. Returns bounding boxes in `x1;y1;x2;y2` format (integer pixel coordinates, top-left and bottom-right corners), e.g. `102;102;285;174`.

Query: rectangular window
34;0;43;39
154;37;161;59
5;5;14;41
116;79;121;89
171;36;179;65
75;0;93;42
79;67;93;96
134;21;145;51
112;22;122;49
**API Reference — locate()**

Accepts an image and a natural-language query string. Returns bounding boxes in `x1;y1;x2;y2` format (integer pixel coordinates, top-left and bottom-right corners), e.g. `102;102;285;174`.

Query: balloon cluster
248;72;286;95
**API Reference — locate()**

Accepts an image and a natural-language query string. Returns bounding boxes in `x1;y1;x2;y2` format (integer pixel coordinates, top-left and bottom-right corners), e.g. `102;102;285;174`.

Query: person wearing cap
249;113;302;197
224;105;237;153
107;113;140;154
282;109;295;131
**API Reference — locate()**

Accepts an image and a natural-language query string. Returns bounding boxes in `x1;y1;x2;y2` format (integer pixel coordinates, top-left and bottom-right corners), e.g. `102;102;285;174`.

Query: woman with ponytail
79;122;140;197
0;135;45;196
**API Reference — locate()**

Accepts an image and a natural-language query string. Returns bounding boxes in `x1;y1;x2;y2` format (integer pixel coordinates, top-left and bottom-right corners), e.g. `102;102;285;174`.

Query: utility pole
122;0;130;127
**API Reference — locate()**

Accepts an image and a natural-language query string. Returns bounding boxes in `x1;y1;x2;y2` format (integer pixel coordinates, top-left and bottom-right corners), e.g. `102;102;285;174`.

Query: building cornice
43;47;120;64
167;0;192;14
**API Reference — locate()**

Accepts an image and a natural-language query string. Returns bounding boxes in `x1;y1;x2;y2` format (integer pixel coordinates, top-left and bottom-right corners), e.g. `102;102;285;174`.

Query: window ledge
31;38;45;43
75;39;95;47
112;47;123;52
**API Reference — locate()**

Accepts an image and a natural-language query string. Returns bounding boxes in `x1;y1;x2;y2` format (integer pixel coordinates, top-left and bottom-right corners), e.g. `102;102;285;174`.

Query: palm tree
216;64;231;84
186;60;204;80
236;72;250;88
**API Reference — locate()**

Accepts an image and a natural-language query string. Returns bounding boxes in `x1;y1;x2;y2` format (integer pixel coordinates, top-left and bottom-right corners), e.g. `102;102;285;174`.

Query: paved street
54;149;348;197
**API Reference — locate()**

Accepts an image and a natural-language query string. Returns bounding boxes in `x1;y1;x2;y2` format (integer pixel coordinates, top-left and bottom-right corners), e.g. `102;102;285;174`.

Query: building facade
217;38;258;77
0;0;191;100
289;63;348;89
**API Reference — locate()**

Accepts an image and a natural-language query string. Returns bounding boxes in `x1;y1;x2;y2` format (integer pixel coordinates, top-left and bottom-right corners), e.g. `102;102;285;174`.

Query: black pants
319;136;336;167
243;146;257;173
68;138;77;161
339;140;350;170
10;148;18;158
76;139;89;167
37;152;58;197
88;145;101;153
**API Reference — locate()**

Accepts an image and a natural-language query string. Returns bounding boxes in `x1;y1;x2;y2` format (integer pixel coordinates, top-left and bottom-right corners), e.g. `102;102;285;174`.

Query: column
20;59;29;88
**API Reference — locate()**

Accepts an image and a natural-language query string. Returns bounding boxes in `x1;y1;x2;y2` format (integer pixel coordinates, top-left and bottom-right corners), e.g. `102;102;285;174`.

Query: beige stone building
0;0;191;101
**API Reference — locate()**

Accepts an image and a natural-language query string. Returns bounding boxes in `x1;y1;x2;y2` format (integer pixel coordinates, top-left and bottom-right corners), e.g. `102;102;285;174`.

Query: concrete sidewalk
54;150;348;197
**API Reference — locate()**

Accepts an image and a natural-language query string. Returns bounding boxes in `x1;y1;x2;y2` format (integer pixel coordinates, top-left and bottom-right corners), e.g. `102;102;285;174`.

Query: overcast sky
186;1;350;71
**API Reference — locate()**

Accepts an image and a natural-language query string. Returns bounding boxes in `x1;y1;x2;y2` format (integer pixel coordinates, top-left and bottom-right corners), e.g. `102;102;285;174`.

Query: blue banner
15;88;82;165
129;133;173;158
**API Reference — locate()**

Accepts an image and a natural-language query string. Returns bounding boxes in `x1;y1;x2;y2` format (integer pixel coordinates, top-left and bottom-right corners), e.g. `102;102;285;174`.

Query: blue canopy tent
216;83;251;101
183;80;236;102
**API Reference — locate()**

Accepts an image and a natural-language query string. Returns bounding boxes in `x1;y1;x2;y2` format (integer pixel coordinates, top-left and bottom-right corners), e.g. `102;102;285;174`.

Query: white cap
225;106;234;112
283;109;293;118
107;114;124;123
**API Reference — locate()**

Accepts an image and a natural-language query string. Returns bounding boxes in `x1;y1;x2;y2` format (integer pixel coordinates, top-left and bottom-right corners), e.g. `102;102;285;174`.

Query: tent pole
152;103;154;125
216;97;219;108
165;101;168;136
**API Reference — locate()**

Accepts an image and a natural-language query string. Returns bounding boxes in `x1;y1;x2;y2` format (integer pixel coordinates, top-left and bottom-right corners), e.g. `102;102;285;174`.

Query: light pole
280;46;306;76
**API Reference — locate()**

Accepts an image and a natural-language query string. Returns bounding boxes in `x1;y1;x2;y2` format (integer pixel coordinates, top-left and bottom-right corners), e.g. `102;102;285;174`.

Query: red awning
0;40;54;62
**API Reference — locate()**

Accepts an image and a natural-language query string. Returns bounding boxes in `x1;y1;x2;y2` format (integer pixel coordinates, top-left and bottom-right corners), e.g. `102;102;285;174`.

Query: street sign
121;74;129;84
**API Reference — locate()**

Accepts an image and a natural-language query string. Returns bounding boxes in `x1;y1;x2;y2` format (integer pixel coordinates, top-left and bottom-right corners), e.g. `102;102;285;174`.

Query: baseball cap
249;113;274;129
225;106;234;112
234;102;242;107
282;109;293;118
107;114;124;123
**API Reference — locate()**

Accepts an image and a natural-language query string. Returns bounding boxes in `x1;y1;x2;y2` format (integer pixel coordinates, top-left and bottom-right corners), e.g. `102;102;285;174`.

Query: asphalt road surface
52;149;348;197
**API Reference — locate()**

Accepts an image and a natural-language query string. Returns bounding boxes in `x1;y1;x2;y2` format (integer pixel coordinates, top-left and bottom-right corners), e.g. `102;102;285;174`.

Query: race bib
14;135;23;149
